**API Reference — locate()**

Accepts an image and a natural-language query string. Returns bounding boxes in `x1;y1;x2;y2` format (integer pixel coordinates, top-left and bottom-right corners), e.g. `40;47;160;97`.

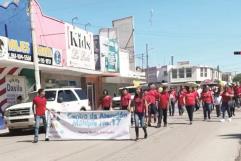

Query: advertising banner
99;36;119;72
46;110;131;140
5;75;26;106
8;39;32;61
0;36;8;59
65;23;95;70
37;45;53;65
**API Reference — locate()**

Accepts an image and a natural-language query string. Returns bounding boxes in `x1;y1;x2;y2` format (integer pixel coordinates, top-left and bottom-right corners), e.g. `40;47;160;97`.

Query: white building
148;61;222;84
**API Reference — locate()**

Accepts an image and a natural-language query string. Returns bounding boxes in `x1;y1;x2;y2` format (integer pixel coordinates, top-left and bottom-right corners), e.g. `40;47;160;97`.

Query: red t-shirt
234;86;240;96
148;90;159;104
221;91;232;103
201;91;213;104
159;92;169;109
239;86;241;95
101;95;112;108
177;91;185;106
134;96;145;113
33;96;47;116
121;93;131;107
185;92;196;106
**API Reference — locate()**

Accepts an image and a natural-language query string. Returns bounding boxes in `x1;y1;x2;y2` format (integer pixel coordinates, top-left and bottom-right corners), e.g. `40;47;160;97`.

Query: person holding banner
134;87;148;141
99;90;113;111
32;89;48;143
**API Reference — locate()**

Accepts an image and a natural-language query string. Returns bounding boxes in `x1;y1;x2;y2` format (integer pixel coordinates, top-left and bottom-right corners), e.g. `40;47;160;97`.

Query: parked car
4;87;90;133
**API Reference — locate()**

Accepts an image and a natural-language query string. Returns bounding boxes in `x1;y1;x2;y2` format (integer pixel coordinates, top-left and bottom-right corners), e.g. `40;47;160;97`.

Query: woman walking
184;86;197;125
133;87;147;141
177;86;185;116
201;86;213;121
214;87;222;118
99;90;113;111
221;86;234;122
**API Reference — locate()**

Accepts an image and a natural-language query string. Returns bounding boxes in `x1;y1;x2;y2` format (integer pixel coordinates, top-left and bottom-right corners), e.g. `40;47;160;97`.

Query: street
1;110;241;161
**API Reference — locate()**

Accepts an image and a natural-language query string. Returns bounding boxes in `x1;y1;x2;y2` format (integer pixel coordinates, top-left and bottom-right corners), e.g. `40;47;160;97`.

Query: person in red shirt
184;86;196;125
201;86;213;121
32;88;47;143
120;88;132;110
234;82;241;108
169;87;177;116
133;87;147;141
177;86;185;116
192;87;200;111
147;83;159;126
221;86;234;122
99;90;112;111
157;86;170;128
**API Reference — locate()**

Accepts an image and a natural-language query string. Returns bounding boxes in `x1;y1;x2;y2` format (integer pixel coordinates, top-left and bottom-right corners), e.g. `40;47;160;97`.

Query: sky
2;0;241;73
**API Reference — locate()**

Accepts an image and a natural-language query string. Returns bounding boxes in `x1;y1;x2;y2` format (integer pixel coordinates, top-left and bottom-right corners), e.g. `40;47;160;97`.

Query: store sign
46;111;131;140
5;75;26;106
8;39;32;61
37;46;53;65
0;36;8;58
65;23;95;70
99;36;119;72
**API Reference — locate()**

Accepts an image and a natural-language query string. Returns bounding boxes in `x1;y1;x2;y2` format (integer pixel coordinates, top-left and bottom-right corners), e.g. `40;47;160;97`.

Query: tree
233;73;241;82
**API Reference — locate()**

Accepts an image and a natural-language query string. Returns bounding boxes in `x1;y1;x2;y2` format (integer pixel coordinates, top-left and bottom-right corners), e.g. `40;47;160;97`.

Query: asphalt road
1;110;241;161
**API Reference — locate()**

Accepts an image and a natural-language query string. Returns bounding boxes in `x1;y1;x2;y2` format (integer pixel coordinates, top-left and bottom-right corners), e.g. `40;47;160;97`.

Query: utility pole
29;0;41;90
146;44;149;83
141;53;144;71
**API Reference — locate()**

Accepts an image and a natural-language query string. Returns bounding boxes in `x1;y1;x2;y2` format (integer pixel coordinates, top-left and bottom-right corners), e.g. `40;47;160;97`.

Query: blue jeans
34;115;47;141
203;103;212;119
134;112;145;128
221;102;231;119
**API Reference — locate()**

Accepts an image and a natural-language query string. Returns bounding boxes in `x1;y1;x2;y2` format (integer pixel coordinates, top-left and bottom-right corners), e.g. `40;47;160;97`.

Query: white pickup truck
4;88;91;133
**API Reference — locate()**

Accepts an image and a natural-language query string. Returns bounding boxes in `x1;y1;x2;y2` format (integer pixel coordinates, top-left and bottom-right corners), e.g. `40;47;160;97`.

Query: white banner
46;111;131;140
0;36;8;58
65;23;95;70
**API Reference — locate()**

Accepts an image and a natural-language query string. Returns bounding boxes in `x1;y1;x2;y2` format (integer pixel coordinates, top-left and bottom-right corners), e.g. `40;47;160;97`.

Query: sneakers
228;118;232;122
220;119;225;122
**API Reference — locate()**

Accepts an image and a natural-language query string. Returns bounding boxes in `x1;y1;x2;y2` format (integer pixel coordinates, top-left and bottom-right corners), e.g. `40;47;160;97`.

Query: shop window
179;68;185;78
186;68;192;78
172;69;177;79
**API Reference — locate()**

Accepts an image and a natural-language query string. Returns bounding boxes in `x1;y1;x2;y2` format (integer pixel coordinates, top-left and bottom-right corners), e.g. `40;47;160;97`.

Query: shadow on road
219;134;241;140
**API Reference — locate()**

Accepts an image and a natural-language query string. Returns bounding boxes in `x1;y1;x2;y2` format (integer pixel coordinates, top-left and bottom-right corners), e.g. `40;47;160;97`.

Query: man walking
157;86;169;128
32;88;48;143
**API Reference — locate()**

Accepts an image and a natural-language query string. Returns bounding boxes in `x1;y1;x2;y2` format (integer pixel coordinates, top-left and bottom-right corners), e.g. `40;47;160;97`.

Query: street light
84;23;91;31
71;17;78;26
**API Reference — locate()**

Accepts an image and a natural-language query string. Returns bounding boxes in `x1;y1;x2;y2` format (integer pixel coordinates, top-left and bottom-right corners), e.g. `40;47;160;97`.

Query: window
45;91;56;101
204;68;208;77
172;69;177;79
75;89;87;100
164;71;168;76
58;90;77;102
200;68;204;77
186;68;192;78
179;68;185;78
